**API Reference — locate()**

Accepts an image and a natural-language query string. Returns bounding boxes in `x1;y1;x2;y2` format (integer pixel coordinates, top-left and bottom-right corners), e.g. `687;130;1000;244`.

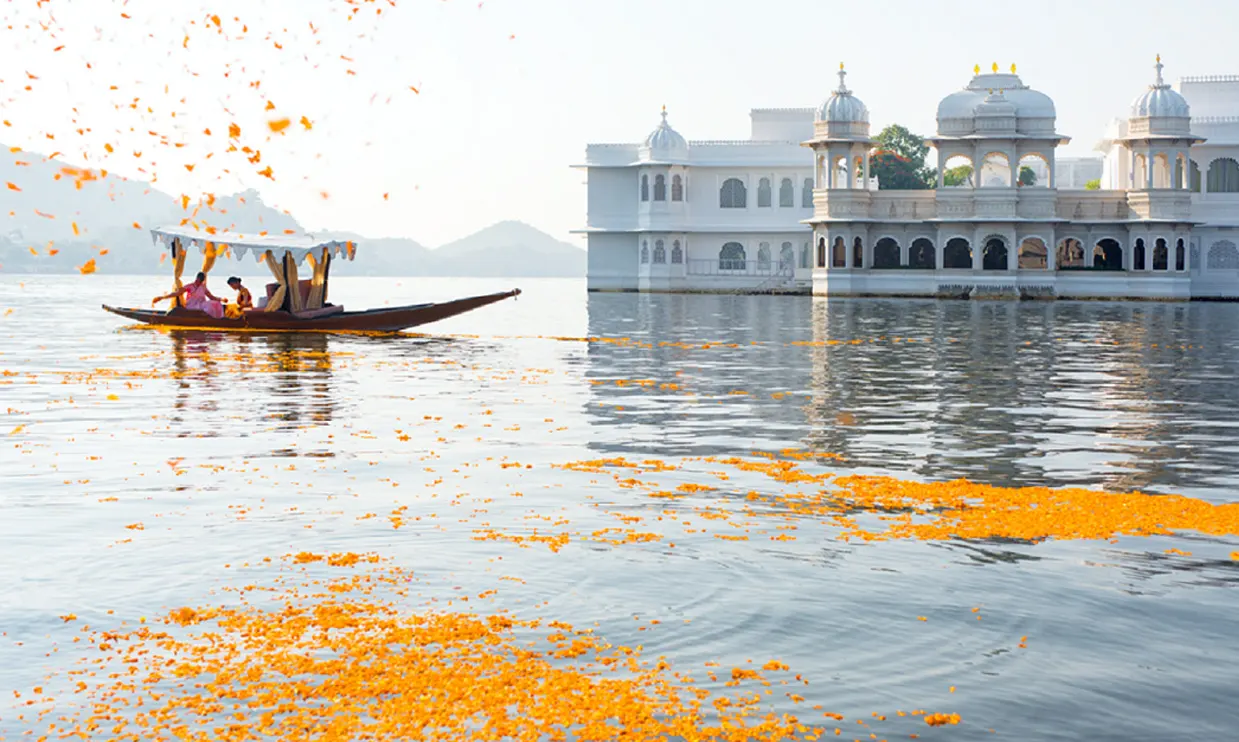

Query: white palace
574;58;1239;300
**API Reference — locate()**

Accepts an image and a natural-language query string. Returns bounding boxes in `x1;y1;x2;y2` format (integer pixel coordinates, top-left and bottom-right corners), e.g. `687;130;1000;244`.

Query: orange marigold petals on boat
5;182;19;191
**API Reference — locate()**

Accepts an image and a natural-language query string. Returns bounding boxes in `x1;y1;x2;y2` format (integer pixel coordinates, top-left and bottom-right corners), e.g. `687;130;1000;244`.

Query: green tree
943;165;973;187
1084;178;1101;190
869;124;933;189
1018;166;1036;186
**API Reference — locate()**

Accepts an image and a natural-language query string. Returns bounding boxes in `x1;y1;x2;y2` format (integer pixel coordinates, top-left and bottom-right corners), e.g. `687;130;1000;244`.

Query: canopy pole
321;249;332;306
171;238;187;308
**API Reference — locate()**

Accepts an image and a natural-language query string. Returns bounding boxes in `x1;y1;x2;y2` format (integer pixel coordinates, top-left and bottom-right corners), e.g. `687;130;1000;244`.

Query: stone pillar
1145;148;1155;190
935;227;945;270
863;148;871;190
1048;151;1057;189
972;228;983;270
1008;232;1017;271
1009;150;1018;188
845;149;855;190
1047;234;1057;271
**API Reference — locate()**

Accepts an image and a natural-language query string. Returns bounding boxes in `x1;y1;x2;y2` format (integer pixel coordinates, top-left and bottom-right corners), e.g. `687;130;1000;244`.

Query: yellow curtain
200;241;218;275
285;252;304;313
172;239;188;307
305;247;327;310
262;250;288;313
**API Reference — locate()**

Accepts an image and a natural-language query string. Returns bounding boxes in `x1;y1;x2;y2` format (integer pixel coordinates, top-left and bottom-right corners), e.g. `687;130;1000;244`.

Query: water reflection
584;293;1239;501
165;331;341;440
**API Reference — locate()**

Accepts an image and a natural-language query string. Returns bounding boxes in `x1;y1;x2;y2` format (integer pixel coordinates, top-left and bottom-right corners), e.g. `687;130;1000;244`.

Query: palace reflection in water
585;292;1239;500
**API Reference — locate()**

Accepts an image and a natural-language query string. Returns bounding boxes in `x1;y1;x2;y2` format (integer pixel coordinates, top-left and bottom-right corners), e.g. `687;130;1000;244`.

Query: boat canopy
150;226;356;266
152;225;356;315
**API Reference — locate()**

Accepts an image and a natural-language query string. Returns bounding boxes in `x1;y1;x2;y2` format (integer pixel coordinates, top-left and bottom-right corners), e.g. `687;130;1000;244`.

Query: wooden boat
102;226;522;333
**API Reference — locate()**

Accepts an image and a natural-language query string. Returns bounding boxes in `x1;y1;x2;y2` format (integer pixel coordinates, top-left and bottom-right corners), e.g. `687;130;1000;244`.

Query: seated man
224;276;253;319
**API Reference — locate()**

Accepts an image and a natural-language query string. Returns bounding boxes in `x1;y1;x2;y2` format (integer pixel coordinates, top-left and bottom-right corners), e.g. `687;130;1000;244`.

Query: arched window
802;177;813;208
982;236;1008;270
817;237;827;268
831;237;845;268
720;178;746;208
1134;238;1146;270
873;238;900;269
1093;239;1122;270
757;178;772;207
640;240;649;264
909;238;935;269
640;174;649;202
719;242;746;270
653;239;666;263
779;178;794;207
852;237;863;268
779;241;794;270
757;242;771;270
671;174;684;201
1153;238;1169;270
1207;240;1239;269
944;238;971;269
653;174;666;201
671;239;683;264
1207;158;1239;193
1019;238;1048;270
1175;238;1185;271
1056;238;1084;268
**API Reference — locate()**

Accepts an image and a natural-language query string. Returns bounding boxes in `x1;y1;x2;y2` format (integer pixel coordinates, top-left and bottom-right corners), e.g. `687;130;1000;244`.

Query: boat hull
102;289;521;333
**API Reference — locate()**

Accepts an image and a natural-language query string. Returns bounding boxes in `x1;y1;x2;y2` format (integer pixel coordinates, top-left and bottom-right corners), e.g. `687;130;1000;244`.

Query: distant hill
0;146;583;278
424;220;585;278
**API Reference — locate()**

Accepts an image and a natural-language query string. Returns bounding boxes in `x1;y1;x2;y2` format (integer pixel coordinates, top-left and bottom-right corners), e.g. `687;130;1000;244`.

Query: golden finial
1011;63;1017;73
661;104;666;113
1156;53;1161;64
839;61;845;71
974;64;980;75
991;62;998;73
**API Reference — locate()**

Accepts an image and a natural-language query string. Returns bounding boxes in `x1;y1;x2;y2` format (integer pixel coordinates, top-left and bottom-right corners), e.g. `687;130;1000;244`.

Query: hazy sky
0;0;1234;247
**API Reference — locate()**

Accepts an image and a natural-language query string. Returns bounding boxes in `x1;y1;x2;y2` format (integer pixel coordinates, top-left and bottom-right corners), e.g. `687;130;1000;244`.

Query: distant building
577;58;1239;299
809;58;1239;300
573;107;820;293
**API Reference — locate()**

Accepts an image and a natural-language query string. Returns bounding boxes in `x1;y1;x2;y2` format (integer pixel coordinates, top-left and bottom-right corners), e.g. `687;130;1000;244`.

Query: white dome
816;66;869;124
643;107;687;151
936;67;1057;127
1130;56;1189;119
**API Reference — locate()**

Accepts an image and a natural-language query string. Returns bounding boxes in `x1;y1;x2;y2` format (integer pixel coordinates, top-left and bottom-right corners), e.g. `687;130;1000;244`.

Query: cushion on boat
293;305;345;320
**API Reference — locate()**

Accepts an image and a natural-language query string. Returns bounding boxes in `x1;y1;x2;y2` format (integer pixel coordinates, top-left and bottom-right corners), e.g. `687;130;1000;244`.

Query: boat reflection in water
166;330;342;448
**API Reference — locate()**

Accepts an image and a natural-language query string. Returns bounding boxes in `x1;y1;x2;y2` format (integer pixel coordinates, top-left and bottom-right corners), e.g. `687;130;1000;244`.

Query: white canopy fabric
150;226;356;266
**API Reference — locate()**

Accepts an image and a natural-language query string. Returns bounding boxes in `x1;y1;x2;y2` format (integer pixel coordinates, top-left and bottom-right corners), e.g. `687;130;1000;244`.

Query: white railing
685;258;793;277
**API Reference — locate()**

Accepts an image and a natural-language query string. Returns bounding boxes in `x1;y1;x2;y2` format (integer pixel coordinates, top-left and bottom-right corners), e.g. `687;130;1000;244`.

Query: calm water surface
2;275;1238;740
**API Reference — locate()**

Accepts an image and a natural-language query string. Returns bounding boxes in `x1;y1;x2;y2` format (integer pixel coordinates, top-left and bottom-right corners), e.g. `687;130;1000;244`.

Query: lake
1;274;1237;741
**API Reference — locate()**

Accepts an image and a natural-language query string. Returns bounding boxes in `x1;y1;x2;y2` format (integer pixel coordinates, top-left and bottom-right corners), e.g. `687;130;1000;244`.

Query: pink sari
184;282;224;319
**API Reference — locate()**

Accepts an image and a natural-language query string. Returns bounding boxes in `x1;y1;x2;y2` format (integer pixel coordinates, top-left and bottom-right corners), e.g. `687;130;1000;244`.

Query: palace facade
576;59;1239;300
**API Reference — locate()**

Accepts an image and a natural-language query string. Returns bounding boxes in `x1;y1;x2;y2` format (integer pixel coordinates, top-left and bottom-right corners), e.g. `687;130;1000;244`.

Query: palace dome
817;66;869;124
1130;56;1190;119
936;66;1057;135
643;107;688;152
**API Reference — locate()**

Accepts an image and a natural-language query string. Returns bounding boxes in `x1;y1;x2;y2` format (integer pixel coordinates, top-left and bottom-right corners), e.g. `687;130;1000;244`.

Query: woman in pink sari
153;272;225;319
